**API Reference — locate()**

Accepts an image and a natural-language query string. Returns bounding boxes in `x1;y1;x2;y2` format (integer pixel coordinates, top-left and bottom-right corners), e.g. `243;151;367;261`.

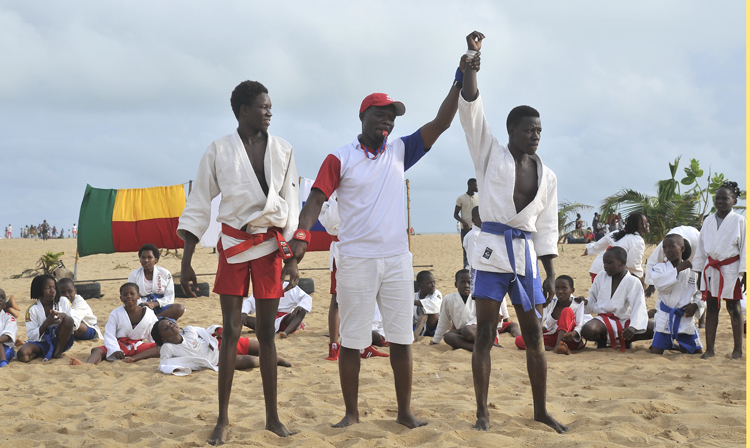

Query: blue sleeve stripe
401;128;427;171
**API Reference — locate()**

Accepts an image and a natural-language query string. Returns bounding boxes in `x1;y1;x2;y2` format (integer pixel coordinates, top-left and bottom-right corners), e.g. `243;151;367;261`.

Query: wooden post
406;179;412;252
73;249;79;281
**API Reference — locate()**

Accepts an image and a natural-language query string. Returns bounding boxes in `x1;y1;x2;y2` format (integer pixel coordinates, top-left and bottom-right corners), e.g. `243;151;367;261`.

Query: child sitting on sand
128;243;185;320
515;275;584;354
0;290;18;367
58;278;103;341
123;318;291;375
430;269;477;351
577;247;652;351
17;275;77;362
413;271;442;340
241;281;312;339
0;289;21;319
650;234;704;355
70;282;159;365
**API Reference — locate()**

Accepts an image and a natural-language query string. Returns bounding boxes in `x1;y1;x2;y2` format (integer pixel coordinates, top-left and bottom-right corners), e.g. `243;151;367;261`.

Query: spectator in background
454;178;479;268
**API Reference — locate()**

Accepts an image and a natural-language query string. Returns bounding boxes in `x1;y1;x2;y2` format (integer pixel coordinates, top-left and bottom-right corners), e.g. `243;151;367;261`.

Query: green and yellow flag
77;184;186;256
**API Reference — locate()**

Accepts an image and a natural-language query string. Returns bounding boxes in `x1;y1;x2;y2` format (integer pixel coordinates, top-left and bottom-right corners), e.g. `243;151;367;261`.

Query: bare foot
731;350;742;359
701;350;715;360
278;332;288;339
554;342;570;355
472;417;490;431
534;412;569;433
266;420;295;437
14;339;24;348
207;422;228;446
396;414;427;429
332;413;359;428
277;357;292;368
69;357;84;366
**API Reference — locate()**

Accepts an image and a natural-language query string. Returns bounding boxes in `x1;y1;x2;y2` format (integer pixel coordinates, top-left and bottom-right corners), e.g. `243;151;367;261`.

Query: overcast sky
0;1;745;238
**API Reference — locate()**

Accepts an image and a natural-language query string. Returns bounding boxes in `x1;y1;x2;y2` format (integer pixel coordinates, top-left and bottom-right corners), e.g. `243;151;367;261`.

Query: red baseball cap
359;93;406;116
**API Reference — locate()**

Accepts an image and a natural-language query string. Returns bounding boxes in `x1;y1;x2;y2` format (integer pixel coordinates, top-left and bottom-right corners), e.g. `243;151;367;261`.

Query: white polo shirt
312;129;428;258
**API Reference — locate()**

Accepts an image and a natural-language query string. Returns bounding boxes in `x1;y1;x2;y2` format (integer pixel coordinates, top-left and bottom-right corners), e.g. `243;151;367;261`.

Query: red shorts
498;321;514;333
99;338;156;357
330;261;337;295
214;238;284;299
217;336;251;356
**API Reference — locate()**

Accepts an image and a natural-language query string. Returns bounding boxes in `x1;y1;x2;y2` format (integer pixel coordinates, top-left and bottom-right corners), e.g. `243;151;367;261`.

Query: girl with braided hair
693;180;746;359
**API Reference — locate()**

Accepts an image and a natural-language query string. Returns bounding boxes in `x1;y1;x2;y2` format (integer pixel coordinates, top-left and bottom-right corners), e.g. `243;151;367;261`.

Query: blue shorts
29;331;75;359
3;346;14;360
471;269;545;307
75;325;98;341
651;330;702;353
153;304;172;315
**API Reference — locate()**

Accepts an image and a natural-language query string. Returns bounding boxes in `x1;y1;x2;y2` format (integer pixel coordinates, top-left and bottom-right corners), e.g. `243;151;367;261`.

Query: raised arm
419;33;483;149
461;31;484;102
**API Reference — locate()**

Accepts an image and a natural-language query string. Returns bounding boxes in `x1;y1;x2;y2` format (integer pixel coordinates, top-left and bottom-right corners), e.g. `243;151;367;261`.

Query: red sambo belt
221;224;293;260
598;313;630;353
701;255;740;309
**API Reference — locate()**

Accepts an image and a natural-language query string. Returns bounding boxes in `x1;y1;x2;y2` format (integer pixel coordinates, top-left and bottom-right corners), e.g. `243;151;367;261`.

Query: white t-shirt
311;130;428;258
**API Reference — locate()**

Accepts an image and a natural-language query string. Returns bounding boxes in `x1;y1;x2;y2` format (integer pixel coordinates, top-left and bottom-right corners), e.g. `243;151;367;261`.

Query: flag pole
73;249;79;281
406;179;412;252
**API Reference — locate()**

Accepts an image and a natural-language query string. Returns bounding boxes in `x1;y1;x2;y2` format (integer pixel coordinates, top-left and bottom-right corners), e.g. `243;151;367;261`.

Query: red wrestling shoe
326;342;340;361
360;345;389;358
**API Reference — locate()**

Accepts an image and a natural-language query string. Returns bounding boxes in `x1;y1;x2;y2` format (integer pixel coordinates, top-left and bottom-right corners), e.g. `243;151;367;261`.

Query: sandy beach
0;235;745;447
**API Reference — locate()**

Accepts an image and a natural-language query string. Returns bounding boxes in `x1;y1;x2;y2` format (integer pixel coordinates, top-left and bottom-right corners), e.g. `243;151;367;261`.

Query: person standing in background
454;178;479;268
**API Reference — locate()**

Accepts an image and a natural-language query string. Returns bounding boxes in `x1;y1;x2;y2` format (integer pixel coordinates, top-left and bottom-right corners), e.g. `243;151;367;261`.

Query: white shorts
336;252;414;350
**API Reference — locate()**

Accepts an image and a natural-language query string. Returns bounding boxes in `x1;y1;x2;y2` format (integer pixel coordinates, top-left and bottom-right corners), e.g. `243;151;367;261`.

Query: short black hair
664;234;692;261
718;180;741;199
120;282;140;295
230;80;269;119
151;320;165;346
455;269;470;282
416;270;433;284
31;274;59;303
555;275;574;289
138;243;160;260
468;178;477;185
58;277;75;288
506;105;540;133
605;246;627;263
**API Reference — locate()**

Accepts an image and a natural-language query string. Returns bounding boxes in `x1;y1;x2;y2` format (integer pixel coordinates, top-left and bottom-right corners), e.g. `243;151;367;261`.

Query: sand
0;235;745;447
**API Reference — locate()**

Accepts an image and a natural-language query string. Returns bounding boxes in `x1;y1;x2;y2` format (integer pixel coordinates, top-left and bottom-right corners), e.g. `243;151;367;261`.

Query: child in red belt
692;181;746;359
516;275;584;354
577;247;652;351
70;283;158;365
122;318;292;369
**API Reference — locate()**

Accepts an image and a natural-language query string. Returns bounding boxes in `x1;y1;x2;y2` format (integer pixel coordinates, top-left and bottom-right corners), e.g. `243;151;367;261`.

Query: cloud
0;1;744;237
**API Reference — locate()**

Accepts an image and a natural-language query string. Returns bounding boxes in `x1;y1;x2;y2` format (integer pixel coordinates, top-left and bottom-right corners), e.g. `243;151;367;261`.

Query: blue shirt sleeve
401;128;428;171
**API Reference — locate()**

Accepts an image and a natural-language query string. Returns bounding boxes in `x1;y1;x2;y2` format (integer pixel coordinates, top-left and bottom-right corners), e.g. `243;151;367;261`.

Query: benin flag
77;184;186;256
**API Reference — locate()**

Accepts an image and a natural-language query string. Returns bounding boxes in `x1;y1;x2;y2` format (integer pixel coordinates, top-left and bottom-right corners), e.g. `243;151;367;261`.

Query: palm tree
558;201;593;243
599;189;699;244
600;157;745;244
